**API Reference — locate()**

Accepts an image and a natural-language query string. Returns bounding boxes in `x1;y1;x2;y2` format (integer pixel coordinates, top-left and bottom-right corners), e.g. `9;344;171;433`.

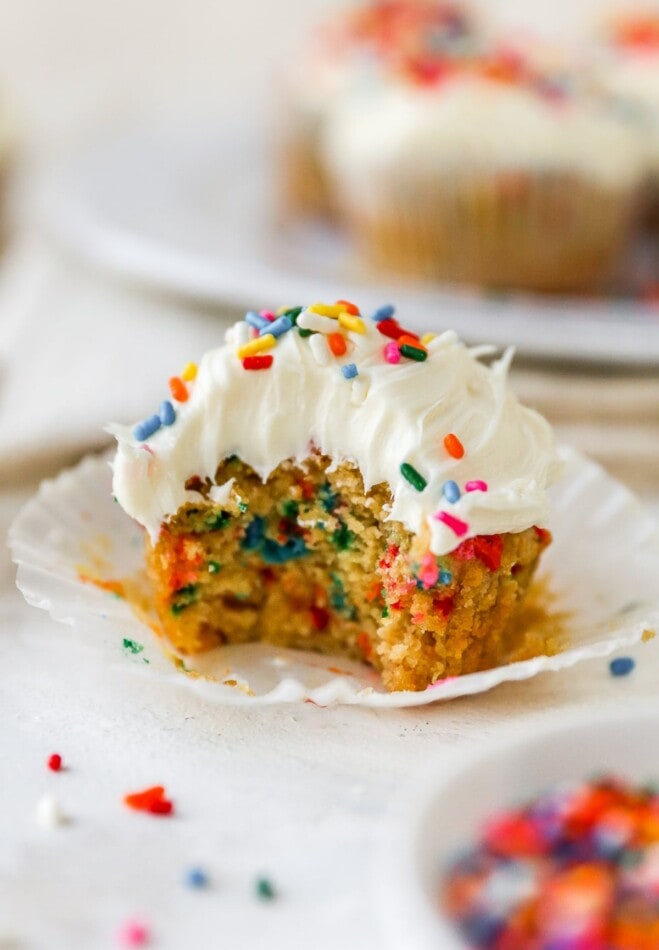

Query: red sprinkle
336;299;360;315
376;319;404;340
310;606;330;631
443;433;465;459
124;785;174;816
454;534;504;571
357;632;372;658
169;376;188;402
242;355;274;371
47;753;62;772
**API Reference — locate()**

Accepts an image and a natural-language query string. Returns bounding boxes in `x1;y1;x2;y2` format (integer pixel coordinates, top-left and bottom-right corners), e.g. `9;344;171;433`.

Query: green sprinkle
381;605;389;618
399;344;427;362
298;328;314;338
122;638;144;655
255;877;276;901
331;520;355;551
400;462;427;492
238;501;248;514
207;561;221;574
282;306;303;323
281;499;299;519
171;583;199;614
204;510;231;531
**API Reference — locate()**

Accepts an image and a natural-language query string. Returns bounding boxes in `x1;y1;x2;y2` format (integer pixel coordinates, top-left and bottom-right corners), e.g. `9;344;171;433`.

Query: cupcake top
110;301;559;556
288;1;478;123
321;45;646;194
596;13;659;116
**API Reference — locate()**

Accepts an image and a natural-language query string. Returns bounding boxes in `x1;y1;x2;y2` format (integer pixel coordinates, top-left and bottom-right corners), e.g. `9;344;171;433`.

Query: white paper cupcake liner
9;446;659;707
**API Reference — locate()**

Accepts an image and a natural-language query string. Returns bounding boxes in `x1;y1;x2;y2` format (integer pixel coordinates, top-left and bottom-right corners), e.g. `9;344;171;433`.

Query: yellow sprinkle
276;305;291;316
338;312;366;334
237;334;275;359
309;302;342;318
181;362;198;381
421;333;436;345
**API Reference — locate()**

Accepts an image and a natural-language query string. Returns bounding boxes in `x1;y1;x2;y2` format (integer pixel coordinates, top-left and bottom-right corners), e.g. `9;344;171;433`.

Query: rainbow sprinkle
400;462;427;492
435;511;468;537
341;363;358;379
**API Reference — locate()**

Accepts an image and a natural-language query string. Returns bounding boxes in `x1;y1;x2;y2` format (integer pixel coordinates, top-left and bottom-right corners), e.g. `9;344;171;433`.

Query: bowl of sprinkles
375;712;659;948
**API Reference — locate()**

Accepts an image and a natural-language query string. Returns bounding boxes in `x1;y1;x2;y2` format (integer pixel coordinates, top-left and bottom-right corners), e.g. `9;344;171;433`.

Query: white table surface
3;478;659;950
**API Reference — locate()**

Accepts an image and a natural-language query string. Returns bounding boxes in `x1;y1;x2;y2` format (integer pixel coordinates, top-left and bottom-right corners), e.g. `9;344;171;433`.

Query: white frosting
320;75;646;205
596;53;659;173
110;310;559;557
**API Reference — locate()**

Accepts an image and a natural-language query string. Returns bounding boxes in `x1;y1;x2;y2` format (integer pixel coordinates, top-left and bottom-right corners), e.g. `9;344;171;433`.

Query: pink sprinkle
465;480;488;493
118;921;149;947
435;511;469;537
428;676;458;689
384;341;400;364
260;310;276;322
418;552;439;590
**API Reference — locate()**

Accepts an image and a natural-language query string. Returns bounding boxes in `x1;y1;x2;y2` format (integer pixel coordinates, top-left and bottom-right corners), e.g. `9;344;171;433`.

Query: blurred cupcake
594;12;659;217
279;0;478;219
320;45;646;293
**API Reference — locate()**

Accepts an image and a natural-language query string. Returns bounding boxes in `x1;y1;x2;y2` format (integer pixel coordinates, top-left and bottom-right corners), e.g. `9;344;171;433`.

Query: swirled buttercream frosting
109;302;560;555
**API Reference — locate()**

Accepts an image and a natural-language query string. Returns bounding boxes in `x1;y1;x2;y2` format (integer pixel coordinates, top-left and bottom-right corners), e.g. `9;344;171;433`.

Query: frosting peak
110;303;560;555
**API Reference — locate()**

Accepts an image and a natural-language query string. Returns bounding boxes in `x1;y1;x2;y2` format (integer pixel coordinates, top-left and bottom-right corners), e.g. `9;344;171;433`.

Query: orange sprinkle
328;332;347;357
357;632;372;659
124;786;165;810
366;579;382;602
169;376;188;402
397;334;426;352
336;299;360;315
444;433;465;459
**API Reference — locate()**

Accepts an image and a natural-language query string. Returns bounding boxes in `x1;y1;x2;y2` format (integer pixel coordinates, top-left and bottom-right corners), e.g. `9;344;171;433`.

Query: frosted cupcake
279;0;477;218
320;46;646;292
110;299;559;692
594;12;659;215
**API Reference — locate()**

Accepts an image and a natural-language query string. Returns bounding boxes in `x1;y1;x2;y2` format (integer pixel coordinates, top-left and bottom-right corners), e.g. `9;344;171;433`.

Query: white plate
375;711;659;950
8;446;659;707
35;118;659;366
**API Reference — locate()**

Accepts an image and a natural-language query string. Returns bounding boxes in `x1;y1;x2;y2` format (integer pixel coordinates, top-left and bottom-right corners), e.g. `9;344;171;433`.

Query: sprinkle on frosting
109;299;559;556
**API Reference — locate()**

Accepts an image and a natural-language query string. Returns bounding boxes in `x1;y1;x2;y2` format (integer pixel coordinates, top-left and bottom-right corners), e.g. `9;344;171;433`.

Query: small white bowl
374;711;659;950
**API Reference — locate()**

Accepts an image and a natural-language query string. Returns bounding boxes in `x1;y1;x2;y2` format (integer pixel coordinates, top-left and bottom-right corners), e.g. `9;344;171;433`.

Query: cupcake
320;45;647;292
110;299;558;693
279;0;477;219
594;12;659;217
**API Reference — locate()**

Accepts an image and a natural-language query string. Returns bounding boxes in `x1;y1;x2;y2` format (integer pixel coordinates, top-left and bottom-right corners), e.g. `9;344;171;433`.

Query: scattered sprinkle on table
610;656;636;677
185;867;209;889
117;920;149;947
47;753;62;772
255;877;276;901
36;794;67;828
124;785;174;816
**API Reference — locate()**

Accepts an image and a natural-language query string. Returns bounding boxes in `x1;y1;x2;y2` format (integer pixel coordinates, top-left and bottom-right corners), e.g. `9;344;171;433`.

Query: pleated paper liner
9;446;659;707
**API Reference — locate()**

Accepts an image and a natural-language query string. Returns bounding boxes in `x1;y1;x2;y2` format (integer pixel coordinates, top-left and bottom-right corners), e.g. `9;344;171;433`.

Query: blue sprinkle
439;570;452;585
185;867;209;889
610;656;635;677
159;400;176;426
371;304;395;322
442;480;461;504
133;415;162;441
261;315;292;338
341;363;358;379
245;311;270;330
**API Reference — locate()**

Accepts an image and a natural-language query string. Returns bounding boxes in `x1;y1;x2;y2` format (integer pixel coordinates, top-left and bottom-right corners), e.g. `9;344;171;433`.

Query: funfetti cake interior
109;300;559;692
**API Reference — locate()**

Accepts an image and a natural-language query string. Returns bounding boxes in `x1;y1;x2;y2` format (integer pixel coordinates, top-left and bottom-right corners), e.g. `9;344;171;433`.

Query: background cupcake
320;42;647;292
279;0;479;219
594;11;659;219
